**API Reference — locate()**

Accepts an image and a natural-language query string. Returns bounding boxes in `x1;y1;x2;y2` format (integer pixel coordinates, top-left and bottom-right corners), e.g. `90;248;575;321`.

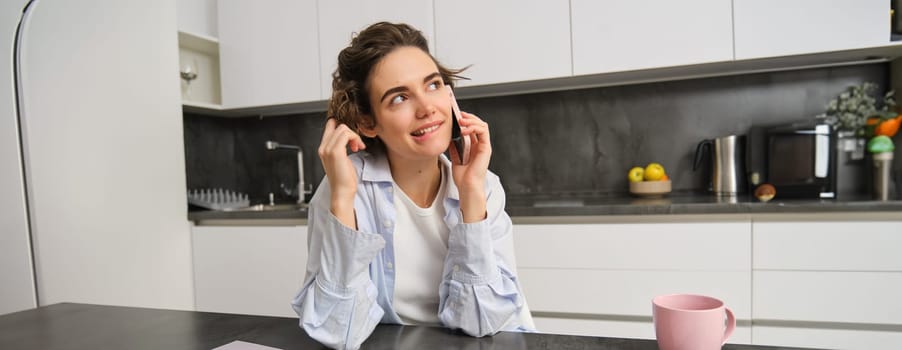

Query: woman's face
363;46;452;162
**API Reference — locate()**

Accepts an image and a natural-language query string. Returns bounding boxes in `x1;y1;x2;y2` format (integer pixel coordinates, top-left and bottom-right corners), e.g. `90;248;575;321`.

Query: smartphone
448;87;471;165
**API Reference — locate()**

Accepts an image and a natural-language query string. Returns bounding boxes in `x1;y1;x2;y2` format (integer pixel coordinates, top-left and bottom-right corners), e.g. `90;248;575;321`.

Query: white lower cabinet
192;225;308;317
752;270;902;349
752;326;902;350
751;217;902;350
513;215;902;347
513;221;752;344
532;316;752;344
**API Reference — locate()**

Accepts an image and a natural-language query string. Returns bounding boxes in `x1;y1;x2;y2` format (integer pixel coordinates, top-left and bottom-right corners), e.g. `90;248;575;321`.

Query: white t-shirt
391;166;450;325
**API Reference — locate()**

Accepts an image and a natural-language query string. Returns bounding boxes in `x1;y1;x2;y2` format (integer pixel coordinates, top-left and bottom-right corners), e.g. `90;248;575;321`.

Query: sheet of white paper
212;340;282;350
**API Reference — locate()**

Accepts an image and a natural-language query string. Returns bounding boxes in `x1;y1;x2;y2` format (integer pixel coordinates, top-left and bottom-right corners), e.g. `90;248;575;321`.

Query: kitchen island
0;303;821;350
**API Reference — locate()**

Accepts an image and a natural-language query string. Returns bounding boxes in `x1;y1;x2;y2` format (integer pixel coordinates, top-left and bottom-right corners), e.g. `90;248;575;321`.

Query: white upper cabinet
204;0;898;113
317;0;433;100
218;0;320;108
734;0;890;60
177;0;221;108
433;0;571;87
177;0;218;38
572;0;733;75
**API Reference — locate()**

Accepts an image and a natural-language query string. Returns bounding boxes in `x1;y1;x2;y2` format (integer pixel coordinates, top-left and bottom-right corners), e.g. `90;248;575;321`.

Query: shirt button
387;187;393;193
386;262;393;269
452;265;460;272
382;219;391;228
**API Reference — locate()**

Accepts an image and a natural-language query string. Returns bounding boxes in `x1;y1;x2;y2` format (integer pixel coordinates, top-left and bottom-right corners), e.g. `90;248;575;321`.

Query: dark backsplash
184;63;901;204
184;113;326;204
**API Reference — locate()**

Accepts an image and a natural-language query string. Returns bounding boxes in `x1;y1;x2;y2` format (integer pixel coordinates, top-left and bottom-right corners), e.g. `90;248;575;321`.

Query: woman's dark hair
327;22;466;148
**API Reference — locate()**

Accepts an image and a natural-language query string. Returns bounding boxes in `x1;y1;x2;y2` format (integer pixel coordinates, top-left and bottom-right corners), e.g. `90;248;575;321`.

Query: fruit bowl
629;180;672;197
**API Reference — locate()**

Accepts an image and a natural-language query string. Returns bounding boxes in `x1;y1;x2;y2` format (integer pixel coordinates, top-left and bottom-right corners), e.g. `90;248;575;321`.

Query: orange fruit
661;174;669;181
875;115;901;137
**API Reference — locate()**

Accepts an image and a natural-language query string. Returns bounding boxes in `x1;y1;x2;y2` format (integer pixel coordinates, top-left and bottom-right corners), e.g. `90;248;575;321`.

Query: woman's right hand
318;118;366;224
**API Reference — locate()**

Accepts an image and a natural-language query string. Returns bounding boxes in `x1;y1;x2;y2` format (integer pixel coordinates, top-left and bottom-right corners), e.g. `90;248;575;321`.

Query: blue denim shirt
291;151;534;350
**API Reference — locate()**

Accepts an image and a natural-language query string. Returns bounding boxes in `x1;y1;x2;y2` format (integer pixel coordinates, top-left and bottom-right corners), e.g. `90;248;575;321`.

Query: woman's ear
357;116;378;138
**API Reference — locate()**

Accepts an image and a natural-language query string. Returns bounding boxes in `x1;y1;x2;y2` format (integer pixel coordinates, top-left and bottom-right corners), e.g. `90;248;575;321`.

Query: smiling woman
358;48;454;165
290;22;535;350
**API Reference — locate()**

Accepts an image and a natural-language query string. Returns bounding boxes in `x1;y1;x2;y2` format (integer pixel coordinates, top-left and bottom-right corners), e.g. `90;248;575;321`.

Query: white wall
0;0;37;316
177;0;218;37
18;0;194;310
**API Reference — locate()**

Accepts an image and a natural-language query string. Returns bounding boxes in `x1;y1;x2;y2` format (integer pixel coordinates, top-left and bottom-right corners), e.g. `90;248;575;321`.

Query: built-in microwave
746;122;837;199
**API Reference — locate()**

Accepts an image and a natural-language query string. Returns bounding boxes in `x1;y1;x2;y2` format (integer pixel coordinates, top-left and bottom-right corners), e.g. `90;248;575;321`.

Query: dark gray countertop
504;191;902;216
188;191;902;224
0;303;821;350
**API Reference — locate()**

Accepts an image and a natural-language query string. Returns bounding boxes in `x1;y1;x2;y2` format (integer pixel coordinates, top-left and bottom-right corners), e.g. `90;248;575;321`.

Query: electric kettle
693;135;747;196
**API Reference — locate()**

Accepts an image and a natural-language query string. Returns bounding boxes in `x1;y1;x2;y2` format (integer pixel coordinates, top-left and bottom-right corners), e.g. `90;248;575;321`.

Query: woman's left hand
449;111;491;222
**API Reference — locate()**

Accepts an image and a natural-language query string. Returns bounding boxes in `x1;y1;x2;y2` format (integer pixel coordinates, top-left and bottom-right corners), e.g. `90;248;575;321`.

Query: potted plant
816;82;896;160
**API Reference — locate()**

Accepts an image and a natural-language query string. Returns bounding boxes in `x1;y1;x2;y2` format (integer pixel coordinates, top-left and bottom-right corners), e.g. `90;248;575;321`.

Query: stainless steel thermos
873;152;893;201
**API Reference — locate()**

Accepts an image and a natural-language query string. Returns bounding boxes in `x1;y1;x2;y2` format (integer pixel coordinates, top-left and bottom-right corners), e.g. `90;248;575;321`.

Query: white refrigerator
1;0;195;314
1;0;35;315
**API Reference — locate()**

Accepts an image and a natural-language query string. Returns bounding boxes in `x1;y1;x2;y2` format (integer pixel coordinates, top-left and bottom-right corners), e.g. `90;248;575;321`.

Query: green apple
628;167;644;183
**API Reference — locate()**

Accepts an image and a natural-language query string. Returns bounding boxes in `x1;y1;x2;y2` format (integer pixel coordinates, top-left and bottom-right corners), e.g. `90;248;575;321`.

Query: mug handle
721;307;736;345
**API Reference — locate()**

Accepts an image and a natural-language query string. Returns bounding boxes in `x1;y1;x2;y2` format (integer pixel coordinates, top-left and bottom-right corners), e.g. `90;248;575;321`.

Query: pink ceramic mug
653;294;735;350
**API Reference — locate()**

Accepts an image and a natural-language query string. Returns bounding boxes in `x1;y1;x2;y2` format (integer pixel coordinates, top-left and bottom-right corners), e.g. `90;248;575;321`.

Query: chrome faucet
265;141;310;203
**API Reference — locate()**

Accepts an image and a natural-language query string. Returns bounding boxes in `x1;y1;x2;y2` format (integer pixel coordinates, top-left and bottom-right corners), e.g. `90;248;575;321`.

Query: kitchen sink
227;203;307;212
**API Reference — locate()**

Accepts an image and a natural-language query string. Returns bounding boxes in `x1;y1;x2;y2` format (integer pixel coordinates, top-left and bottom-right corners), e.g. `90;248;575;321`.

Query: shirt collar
438;155;460;201
360;151;393;182
360;151;460;201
